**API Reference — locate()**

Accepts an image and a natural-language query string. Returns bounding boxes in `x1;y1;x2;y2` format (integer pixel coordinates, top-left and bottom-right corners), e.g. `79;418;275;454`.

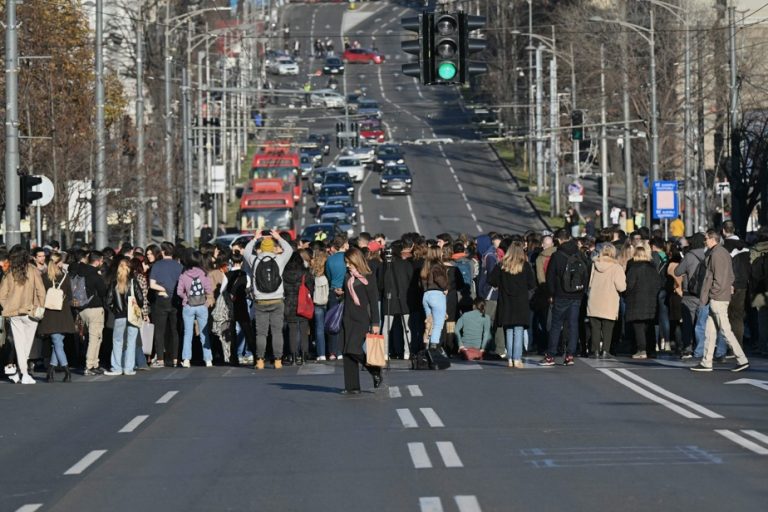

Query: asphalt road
265;1;543;240
2;354;767;512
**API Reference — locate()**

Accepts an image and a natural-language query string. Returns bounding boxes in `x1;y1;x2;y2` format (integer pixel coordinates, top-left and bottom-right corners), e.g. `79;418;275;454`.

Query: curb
487;143;551;231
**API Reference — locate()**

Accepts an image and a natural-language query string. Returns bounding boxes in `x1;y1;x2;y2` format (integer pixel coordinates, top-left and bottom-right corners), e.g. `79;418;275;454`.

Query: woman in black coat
341;247;381;394
625;245;663;359
488;244;536;368
282;250;314;365
38;252;77;382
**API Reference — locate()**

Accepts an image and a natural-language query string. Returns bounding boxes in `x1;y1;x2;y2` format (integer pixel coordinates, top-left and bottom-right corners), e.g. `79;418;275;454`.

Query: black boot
295;352;304;366
372;368;383;389
282;354;294;366
62;366;71;383
46;366;55;383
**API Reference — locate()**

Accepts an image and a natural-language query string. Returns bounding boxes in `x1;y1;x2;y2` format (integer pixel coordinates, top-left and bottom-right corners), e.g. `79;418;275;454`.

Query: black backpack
254;256;282;293
561;252;588;293
687;253;707;296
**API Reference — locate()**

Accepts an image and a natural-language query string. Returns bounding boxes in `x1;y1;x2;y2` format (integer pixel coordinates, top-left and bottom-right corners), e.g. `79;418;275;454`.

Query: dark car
307;133;331;155
322;171;354;194
316;183;354;207
323;56;345;75
316;203;357;223
357;98;381;118
374;144;405;172
300;145;324;166
300;223;346;243
379;164;413;195
346;93;363;114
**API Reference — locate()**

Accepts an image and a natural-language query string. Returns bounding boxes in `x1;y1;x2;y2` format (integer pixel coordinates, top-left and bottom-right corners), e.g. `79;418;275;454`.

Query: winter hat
260;238;276;253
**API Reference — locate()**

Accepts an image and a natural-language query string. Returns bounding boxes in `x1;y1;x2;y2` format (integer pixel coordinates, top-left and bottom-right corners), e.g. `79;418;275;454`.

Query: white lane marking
420;408;445;428
615;369;724;419
598;369;700;419
406;194;421;233
118;415;149;433
476;224;483;233
360;213;365;225
155;391;178;404
64;450;108;475
471;213;478;221
15;505;43;512
408;442;432;468
419;497;444;512
457;183;464;192
389;386;402;398
436;441;463;468
397;408;419;428
741;429;768;446
407;384;423;397
444;158;451;166
455;496;482;512
466;203;472;212
715;429;768;455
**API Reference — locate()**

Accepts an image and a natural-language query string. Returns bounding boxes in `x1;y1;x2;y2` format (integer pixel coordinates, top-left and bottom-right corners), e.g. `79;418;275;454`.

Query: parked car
333;156;365;182
316;183;354;207
379;164;413;195
269;57;299;76
374;144;405;172
356;98;382;118
322;170;354;194
343;48;384;65
323;56;345;75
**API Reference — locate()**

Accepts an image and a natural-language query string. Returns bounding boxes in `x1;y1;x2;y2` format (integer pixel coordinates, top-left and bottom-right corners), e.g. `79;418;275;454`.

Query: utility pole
648;5;658;227
535;45;544;194
600;44;609;227
526;0;534;190
136;10;147;248
4;0;21;246
197;48;206;218
94;0;107;249
549;58;559;216
619;0;633;217
683;5;693;236
728;4;743;234
182;67;193;244
163;2;175;242
570;43;579;181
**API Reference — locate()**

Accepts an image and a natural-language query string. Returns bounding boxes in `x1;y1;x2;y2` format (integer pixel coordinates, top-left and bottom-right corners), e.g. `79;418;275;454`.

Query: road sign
652;180;678;219
337;131;358;138
567;181;584;203
32;176;54;207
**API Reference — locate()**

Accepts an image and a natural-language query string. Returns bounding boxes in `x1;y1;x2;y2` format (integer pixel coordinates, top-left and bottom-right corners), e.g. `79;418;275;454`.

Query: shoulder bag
127;280;144;327
366;333;386;367
44;270;67;311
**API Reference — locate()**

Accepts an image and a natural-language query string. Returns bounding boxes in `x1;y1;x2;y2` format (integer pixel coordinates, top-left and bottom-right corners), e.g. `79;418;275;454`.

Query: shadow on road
271;382;341;394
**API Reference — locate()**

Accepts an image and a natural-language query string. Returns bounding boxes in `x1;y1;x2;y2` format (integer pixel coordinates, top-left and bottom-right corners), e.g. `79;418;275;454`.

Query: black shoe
690;363;713;372
93;367;105;375
732;362;750;372
295;353;304;366
372;371;383;389
63;366;71;383
46;366;55;383
340;389;361;395
83;368;97;376
282;354;294;366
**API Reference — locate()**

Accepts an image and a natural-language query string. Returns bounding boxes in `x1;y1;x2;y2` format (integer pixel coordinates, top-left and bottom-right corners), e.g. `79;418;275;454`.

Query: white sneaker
103;370;122;376
205;360;213;367
181;360;191;368
8;373;20;384
316;356;326;361
4;364;17;375
337;355;343;360
20;374;36;385
123;371;136;376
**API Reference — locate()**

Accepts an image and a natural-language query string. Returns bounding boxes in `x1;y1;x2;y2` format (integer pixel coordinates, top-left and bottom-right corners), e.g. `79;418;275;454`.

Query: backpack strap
55;269;68;290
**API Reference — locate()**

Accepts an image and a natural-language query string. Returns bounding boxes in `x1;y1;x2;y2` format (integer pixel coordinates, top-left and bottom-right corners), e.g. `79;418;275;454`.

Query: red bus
249;166;301;201
239;191;296;240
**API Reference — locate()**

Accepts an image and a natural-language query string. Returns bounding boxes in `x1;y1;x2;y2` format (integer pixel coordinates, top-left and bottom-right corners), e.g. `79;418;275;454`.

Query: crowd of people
0;220;765;389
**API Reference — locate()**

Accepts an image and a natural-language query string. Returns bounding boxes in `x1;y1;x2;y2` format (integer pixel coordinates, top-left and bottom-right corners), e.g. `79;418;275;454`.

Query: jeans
702;300;748;366
50;333;69;367
235;322;253;358
657;289;670;343
314;305;327;357
694;303;726;358
546;298;581;357
505;326;525;361
181;305;211;362
110;317;137;373
423;290;447;346
254;301;285;359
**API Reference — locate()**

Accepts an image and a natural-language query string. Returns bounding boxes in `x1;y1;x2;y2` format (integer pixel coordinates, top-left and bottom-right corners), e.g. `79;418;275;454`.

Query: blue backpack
454;258;474;295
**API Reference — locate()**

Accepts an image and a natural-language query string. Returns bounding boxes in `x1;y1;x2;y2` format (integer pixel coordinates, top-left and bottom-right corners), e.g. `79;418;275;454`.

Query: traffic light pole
136;11;147;248
94;0;107;249
600;45;609;228
4;0;21;246
535;46;544;195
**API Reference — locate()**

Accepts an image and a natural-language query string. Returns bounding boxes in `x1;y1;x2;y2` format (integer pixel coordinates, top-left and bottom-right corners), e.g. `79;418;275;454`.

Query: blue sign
652;180;679;220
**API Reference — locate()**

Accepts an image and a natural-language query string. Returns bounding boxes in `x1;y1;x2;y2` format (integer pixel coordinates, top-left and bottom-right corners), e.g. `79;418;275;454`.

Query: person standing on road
38;252;76;382
586;243;626;358
476;233;505;357
721;221;750;346
149;242;183;368
177;250;214;368
310;249;330;361
341;247;382;394
531;234;556;354
282;250;314;365
325;235;349;360
691;230;750;372
749;227;768;355
420;247;449;349
73;251;108;375
625;244;663;359
244;230;294;369
0;246;46;384
379;240;414;359
489;244;536;368
104;257;144;376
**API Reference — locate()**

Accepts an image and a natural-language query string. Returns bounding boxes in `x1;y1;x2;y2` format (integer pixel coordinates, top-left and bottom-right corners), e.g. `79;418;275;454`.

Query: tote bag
297;275;314;320
127;282;144;327
365;333;386;367
325;301;344;335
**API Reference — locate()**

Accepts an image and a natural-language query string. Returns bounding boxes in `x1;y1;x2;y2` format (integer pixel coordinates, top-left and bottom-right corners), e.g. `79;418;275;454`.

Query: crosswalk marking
408;442;432;469
742;430;768;446
388;386;402;398
420;408;445;428
155;391;178;404
455;496;482;512
436;441;464;468
615;369;723;419
419;497;443;512
407;385;423;397
15;505;43;512
716;429;768;455
397;408;419;429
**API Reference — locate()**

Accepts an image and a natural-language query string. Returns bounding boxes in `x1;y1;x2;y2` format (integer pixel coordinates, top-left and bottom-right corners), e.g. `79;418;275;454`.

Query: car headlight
376;159;383;164
397;159;404;164
380;179;388;184
405;178;412;183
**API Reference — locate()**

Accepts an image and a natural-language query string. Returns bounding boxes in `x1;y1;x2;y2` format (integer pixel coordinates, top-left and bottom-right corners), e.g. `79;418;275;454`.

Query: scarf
346;268;368;306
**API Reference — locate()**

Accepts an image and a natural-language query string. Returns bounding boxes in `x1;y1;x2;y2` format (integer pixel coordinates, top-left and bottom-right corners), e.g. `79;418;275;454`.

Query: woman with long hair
441;244;462;355
104;257;144;376
38;252;77;382
489;244;536;368
130;256;151;369
282;250;314;365
625;244;663;359
586;243;626;358
310;249;330;361
341;247;381;394
0;246;46;384
420;246;449;348
176;250;213;368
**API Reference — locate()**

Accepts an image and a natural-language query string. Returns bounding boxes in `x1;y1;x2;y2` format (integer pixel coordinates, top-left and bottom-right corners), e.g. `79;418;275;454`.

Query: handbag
140;322;155;355
44;270;67;311
365;333;386;367
297;275;314;320
127;281;144;327
325;301;344;334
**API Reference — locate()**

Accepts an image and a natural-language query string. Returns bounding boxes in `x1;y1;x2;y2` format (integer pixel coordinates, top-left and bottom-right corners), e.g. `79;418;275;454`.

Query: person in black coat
282;250;314;365
489;244;536;368
625;244;663;359
224;253;255;366
38;253;77;382
378;240;414;358
341;247;381;394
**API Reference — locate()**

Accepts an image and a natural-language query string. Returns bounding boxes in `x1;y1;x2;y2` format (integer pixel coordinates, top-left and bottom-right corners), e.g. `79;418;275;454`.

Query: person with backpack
71;250;108;375
104;257;144;376
176;251;214;368
420;247;449;349
451;241;475;311
625;244;663;359
488;243;536;368
38;252;76;382
540;229;587;366
282;250;314;365
691;230;750;372
243;230;294;370
149;242;183;368
586;243;626;358
310;249;330;361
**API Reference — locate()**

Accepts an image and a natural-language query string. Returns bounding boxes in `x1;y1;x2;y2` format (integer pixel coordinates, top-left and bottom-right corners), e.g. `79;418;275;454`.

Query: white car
342;146;375;165
310;89;346;109
269;57;299;76
334;156;365;182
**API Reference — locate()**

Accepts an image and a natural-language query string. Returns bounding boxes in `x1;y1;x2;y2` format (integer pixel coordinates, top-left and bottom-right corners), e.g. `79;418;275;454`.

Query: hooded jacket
723;236;750;290
476;235;499;300
586;258;626;320
176;267;213;307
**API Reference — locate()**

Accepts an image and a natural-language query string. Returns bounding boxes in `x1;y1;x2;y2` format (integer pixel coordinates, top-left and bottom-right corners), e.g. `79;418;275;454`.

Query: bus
249;166;301;201
238;192;296;240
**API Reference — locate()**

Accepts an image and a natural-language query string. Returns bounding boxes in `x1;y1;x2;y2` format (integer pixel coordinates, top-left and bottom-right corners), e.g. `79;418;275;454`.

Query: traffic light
19;174;42;219
571;110;584;141
200;193;213;210
336;121;344;149
401;12;431;84
431;13;461;84
350;121;359;148
460;14;488;82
